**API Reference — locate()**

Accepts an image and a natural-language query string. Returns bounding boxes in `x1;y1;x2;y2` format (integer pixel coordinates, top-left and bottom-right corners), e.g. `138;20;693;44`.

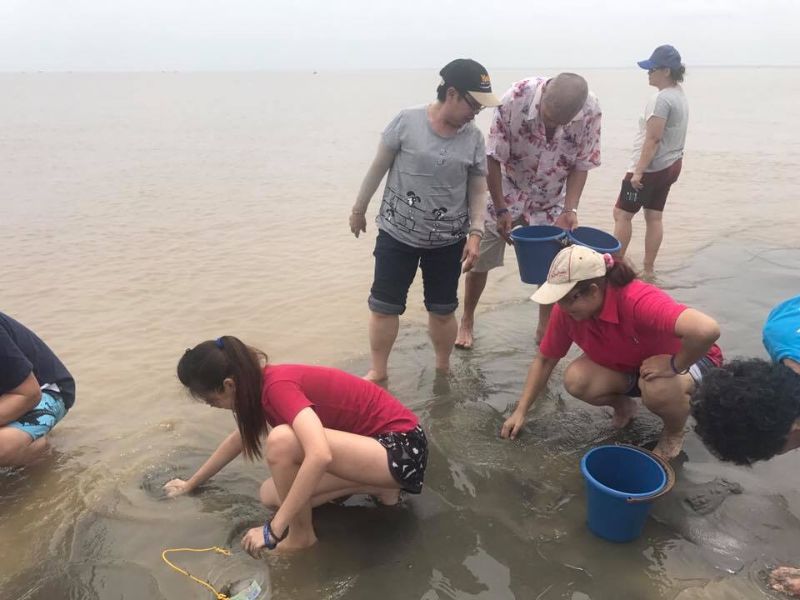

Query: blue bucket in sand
580;444;674;542
510;225;567;284
567;227;621;254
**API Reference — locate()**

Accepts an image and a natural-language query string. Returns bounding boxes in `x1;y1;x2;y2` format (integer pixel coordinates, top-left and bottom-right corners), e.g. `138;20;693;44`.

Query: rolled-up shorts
625;354;716;397
369;229;465;316
615;159;683;214
373;424;428;494
6;390;68;440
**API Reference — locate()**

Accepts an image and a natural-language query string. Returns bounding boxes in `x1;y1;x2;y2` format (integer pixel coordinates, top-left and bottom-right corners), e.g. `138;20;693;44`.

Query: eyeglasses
461;93;483;113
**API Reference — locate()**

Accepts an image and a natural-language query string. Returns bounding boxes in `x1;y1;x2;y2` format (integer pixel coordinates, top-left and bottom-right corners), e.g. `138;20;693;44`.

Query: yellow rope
161;546;232;600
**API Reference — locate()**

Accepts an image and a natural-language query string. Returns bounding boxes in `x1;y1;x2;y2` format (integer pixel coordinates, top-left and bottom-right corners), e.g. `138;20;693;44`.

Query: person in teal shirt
692;295;800;464
692;295;800;598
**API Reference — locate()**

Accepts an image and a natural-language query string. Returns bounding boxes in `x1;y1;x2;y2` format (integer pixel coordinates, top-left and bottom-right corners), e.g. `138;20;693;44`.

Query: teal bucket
580;444;675;542
510;225;567;284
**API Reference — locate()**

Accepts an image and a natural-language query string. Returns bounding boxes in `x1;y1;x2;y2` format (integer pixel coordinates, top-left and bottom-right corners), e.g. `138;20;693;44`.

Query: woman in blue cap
613;45;688;277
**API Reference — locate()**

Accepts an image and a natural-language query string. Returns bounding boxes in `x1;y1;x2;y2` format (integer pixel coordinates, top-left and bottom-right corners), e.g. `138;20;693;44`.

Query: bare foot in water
455;317;474;349
363;370;387;383
611;397;639;428
372;489;402;506
770;566;800;597
653;431;686;460
275;531;318;552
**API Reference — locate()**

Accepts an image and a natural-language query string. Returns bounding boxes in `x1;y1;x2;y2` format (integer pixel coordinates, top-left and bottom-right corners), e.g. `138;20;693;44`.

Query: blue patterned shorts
6;391;67;440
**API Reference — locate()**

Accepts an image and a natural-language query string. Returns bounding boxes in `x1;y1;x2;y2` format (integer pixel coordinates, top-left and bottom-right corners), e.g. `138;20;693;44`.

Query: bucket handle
614;443;676;504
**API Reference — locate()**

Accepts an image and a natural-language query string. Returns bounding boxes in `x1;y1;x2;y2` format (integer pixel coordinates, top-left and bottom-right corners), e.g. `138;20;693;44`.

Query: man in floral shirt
455;73;602;348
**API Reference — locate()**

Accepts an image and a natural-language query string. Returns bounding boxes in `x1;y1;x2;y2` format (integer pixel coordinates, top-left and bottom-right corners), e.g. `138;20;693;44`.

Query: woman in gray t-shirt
613;45;688;278
348;59;501;382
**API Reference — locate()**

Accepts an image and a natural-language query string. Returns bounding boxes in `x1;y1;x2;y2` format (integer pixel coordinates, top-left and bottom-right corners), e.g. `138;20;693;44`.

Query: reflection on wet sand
3;246;800;599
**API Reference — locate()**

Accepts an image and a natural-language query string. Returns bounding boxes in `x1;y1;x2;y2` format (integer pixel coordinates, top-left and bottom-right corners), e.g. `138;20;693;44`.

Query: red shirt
540;280;723;373
261;364;418;435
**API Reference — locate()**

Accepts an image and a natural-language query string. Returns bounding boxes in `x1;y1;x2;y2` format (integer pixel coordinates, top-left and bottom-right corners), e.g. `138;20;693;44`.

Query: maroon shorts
615;159;682;213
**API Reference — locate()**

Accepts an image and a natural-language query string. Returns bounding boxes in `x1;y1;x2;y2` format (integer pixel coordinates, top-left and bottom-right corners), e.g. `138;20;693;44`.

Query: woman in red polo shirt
163;336;427;556
500;245;721;459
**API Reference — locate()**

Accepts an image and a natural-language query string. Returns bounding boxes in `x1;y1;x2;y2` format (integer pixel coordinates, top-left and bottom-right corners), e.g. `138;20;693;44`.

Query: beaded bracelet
262;519;288;550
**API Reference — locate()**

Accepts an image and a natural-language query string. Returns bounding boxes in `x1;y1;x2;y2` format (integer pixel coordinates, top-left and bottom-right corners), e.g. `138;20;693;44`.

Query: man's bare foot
653;431;686;460
611;397;639;428
455;318;474;349
770;566;800;597
363;370;387;383
642;265;656;282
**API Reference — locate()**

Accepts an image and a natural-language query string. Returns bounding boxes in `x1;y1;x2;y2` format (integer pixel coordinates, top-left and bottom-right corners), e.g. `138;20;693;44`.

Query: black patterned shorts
373;424;428;494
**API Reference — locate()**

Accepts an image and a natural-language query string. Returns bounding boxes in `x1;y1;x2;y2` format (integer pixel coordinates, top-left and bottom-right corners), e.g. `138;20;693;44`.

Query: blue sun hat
637;45;682;70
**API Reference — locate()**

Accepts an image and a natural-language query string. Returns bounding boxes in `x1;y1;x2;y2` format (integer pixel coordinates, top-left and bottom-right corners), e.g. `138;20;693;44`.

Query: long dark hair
571;255;638;295
177;335;268;460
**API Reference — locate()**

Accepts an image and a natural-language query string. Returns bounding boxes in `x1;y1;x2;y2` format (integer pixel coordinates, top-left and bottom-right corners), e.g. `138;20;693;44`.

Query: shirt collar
597;284;621;324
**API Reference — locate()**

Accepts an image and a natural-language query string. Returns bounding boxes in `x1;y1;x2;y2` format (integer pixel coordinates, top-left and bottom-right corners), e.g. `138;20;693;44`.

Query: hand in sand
770;567;800;597
242;526;267;558
163;478;193;498
501;411;526;440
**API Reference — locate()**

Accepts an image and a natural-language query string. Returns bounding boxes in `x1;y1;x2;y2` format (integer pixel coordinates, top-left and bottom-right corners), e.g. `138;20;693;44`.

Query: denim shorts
373;425;428;494
7;390;68;440
369;229;466;316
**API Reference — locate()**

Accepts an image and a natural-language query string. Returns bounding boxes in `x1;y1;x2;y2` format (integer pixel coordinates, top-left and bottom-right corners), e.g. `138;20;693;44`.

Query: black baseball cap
439;59;501;107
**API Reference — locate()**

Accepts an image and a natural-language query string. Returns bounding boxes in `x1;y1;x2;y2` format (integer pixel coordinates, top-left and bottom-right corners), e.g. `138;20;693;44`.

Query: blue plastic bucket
580;444;672;543
510;225;567;284
567;227;622;254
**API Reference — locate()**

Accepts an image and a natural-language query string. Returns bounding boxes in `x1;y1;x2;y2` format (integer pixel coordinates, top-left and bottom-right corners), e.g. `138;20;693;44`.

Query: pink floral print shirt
486;77;602;224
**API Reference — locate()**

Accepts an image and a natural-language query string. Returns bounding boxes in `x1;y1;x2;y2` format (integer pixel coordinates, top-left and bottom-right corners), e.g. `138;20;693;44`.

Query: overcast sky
1;0;797;71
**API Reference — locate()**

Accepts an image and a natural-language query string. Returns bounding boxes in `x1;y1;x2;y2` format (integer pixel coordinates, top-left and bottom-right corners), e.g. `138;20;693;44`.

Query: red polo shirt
539;280;723;373
260;364;418;435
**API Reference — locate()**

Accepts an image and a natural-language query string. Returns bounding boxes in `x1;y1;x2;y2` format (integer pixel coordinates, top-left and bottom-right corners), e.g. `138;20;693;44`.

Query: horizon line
1;63;798;74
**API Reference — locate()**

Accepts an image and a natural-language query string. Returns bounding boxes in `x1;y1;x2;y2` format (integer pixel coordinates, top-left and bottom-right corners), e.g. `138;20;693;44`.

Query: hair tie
214;337;224;349
603;253;615;269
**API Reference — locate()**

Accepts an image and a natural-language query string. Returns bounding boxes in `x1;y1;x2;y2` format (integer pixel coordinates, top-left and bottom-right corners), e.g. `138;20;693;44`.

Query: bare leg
365;311;399;382
264;425;404;551
642;208;664;276
563;356;638;427
535;303;554;344
260;475;399;509
0;428;51;468
613;207;635;258
455;271;489;349
640;372;695;459
429;312;457;371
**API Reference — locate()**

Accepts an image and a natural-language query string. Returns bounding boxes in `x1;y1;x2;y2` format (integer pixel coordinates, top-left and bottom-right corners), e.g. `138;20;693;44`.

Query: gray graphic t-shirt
377;106;487;248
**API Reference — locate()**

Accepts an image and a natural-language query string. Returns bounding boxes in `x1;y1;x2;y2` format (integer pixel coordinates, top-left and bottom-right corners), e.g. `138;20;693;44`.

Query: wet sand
1;69;799;599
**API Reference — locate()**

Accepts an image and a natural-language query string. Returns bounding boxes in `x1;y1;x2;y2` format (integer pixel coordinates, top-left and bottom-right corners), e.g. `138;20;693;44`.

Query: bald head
541;73;589;125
